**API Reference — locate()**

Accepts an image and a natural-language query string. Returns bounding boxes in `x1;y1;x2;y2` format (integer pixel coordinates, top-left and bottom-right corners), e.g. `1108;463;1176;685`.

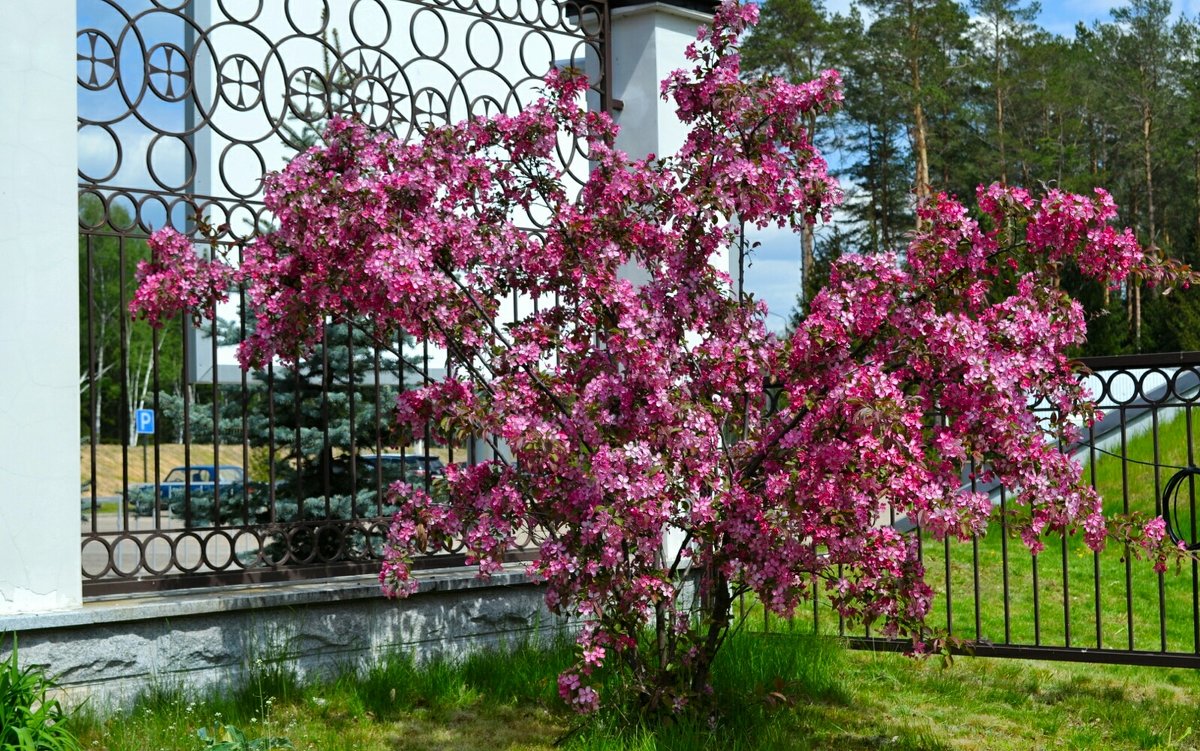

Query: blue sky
1035;0;1198;37
821;0;1198;33
743;0;1200;332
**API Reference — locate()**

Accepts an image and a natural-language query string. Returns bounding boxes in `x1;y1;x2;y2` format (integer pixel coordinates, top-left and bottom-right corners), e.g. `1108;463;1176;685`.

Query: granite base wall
0;569;567;710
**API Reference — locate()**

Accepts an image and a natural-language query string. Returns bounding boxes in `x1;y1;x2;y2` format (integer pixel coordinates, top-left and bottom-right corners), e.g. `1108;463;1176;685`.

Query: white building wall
0;3;84;614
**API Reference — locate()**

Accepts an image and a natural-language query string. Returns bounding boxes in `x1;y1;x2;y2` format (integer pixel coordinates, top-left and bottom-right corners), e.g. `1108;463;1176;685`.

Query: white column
609;2;715;564
608;2;729;284
0;5;83;613
610;2;715;160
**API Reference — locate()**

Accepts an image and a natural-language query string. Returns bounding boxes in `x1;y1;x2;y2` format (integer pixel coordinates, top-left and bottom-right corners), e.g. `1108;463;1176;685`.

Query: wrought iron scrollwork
79;0;609;594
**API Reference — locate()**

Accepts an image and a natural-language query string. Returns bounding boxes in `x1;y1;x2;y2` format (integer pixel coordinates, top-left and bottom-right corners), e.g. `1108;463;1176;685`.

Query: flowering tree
133;1;1189;717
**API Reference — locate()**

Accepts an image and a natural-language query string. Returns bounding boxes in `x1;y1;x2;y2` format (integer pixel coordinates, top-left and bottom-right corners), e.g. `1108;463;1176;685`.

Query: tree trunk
911;80;930;207
1143;103;1156;247
690;567;732;698
801;112;818;305
1133;102;1153;351
801;224;815;302
1194;145;1200;262
127;333;165;447
908;2;930;222
994;18;1006;186
876;125;893;252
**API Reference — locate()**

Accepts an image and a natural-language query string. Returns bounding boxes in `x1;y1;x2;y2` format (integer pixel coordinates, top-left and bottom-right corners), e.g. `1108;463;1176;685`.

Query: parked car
358;454;446;483
129;465;245;516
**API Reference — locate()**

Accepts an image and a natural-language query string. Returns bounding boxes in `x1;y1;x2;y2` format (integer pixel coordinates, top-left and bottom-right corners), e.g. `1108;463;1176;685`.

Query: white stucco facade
0;3;84;614
609;1;733;287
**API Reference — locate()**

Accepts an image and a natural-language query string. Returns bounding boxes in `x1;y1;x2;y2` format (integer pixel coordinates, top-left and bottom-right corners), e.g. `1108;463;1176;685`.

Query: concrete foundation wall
0;571;567;710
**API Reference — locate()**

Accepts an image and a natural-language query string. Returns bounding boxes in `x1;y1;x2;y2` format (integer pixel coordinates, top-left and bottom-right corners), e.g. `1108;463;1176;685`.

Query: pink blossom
128;0;1195;716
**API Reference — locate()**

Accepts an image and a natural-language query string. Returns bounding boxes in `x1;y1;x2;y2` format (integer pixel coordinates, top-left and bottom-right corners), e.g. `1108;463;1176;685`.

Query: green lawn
805;404;1200;654
73;628;1200;750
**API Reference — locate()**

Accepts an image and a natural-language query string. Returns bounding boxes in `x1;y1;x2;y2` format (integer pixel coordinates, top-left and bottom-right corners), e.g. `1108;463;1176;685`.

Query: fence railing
78;0;608;596
767;350;1200;669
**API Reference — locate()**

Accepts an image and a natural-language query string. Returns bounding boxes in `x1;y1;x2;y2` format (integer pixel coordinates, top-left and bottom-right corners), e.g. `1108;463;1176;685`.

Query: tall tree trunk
866;127;880;253
1056;113;1065;187
1133;102;1153;351
1143;103;1156;247
800;112;817;305
911;84;930;206
1194;145;1200;262
90;310;111;442
127;333;166;448
801;224;815;298
92;348;105;442
994;19;1007;186
880;126;895;252
908;2;930;222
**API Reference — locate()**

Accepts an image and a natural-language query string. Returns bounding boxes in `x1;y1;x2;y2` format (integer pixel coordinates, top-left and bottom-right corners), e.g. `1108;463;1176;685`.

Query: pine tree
742;0;842;312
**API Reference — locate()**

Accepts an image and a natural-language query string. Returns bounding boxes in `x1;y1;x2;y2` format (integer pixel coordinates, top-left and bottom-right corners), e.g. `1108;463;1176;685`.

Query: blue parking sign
135;409;155;434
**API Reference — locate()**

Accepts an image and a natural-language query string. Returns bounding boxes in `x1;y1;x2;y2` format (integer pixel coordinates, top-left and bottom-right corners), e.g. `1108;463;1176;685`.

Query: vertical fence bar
321;326;331;516
1121;405;1134;651
348;324;357;521
811;571;819;635
1090;418;1102;649
837;562;845;637
1189;404;1199;654
292;359;303;528
118;236;130;534
972;532;981;638
422;338;432;498
373;347;383;516
151;318;162;530
211;269;221;529
1000;485;1011;644
399;329;408;510
181;314;193;530
944;535;953;636
238;249;250;529
1061;530;1070;647
1152;405;1166;652
1059;432;1070;648
1032;551;1040;646
267;361;277;522
86;234;99;534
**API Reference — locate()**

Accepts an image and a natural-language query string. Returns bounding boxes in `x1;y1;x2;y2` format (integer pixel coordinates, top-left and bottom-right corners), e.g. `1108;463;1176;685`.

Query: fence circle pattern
79;0;605;592
80;513;532;584
78;0;607;236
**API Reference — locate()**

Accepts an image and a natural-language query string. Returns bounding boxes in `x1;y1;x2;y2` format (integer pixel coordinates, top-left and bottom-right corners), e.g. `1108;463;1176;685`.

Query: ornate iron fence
766;350;1200;669
78;0;610;596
